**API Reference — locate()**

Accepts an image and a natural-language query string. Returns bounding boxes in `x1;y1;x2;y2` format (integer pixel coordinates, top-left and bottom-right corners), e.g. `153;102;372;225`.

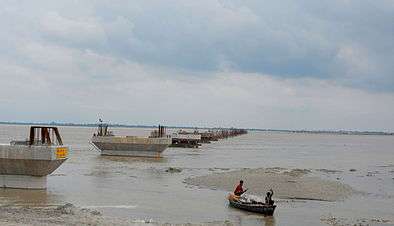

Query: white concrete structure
91;123;171;157
0;127;68;189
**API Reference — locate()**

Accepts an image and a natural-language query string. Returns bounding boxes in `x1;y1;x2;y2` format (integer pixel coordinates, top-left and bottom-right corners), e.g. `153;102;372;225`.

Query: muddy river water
0;124;393;225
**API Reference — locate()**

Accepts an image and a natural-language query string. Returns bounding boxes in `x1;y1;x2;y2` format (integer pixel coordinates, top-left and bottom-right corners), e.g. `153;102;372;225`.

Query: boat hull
229;200;276;216
0;144;68;189
91;136;171;157
228;197;276;216
0;159;66;176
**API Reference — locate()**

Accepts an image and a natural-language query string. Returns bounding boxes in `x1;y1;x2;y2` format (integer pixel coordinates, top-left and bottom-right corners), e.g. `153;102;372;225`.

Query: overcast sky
0;0;393;131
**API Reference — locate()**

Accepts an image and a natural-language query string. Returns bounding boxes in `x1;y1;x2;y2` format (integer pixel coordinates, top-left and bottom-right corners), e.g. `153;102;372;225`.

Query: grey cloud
101;1;393;90
0;0;393;130
1;0;393;91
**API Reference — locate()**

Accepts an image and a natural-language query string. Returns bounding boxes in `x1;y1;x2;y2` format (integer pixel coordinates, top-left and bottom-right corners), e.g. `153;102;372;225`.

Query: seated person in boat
234;180;248;196
265;189;274;205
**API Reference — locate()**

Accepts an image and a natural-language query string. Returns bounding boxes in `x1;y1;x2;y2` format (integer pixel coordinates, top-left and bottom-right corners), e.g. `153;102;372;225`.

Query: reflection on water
100;155;168;164
233;215;275;226
262;216;275;226
0;188;60;206
0;124;394;225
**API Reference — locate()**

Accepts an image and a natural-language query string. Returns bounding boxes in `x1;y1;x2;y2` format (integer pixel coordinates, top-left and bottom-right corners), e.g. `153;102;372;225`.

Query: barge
170;131;201;148
0;126;68;189
91;122;171;157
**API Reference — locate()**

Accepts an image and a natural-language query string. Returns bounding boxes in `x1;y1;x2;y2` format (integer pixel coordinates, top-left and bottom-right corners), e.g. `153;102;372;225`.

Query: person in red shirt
234;180;248;196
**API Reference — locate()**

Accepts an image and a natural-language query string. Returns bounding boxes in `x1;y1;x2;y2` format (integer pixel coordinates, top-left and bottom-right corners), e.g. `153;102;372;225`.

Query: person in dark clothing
265;189;274;205
234;180;248;196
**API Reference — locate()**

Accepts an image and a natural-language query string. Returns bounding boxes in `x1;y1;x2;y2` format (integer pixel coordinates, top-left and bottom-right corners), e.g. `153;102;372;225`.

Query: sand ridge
184;168;354;201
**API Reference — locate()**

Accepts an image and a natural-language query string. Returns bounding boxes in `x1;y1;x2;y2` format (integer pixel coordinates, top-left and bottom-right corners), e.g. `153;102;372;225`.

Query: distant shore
0;121;392;136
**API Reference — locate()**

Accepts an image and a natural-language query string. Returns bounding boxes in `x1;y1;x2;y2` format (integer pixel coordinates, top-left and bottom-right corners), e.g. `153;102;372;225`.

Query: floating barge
199;131;218;143
198;129;248;142
0;126;68;189
91;123;171;157
170;128;248;148
211;128;248;140
170;131;201;148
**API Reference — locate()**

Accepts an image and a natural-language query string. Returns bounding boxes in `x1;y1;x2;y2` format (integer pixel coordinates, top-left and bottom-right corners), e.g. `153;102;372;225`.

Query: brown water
0;124;393;225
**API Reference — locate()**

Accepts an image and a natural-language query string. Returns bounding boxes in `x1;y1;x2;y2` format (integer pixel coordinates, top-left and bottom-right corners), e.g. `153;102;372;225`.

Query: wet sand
0;204;110;226
0;204;235;226
320;215;392;226
185;168;354;201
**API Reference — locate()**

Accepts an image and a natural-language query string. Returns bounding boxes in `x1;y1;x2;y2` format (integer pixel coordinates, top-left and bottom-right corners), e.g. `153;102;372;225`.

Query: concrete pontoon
0;126;68;189
91;123;171;157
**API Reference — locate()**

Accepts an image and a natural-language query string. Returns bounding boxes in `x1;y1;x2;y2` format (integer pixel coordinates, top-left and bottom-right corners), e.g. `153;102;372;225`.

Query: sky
0;0;393;131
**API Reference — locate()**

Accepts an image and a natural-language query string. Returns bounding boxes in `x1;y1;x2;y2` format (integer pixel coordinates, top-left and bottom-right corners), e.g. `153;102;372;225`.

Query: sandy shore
184;168;354;201
0;203;235;226
1;203;390;226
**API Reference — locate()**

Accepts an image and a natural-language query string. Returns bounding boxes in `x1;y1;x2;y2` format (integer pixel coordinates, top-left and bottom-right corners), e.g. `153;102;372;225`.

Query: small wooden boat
228;194;276;216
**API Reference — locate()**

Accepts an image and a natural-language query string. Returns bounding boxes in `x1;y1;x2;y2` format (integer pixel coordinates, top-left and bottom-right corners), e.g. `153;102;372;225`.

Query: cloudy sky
0;0;393;131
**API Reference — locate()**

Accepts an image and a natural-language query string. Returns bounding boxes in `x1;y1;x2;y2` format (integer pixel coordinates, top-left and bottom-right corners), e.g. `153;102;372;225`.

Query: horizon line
0;121;392;135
